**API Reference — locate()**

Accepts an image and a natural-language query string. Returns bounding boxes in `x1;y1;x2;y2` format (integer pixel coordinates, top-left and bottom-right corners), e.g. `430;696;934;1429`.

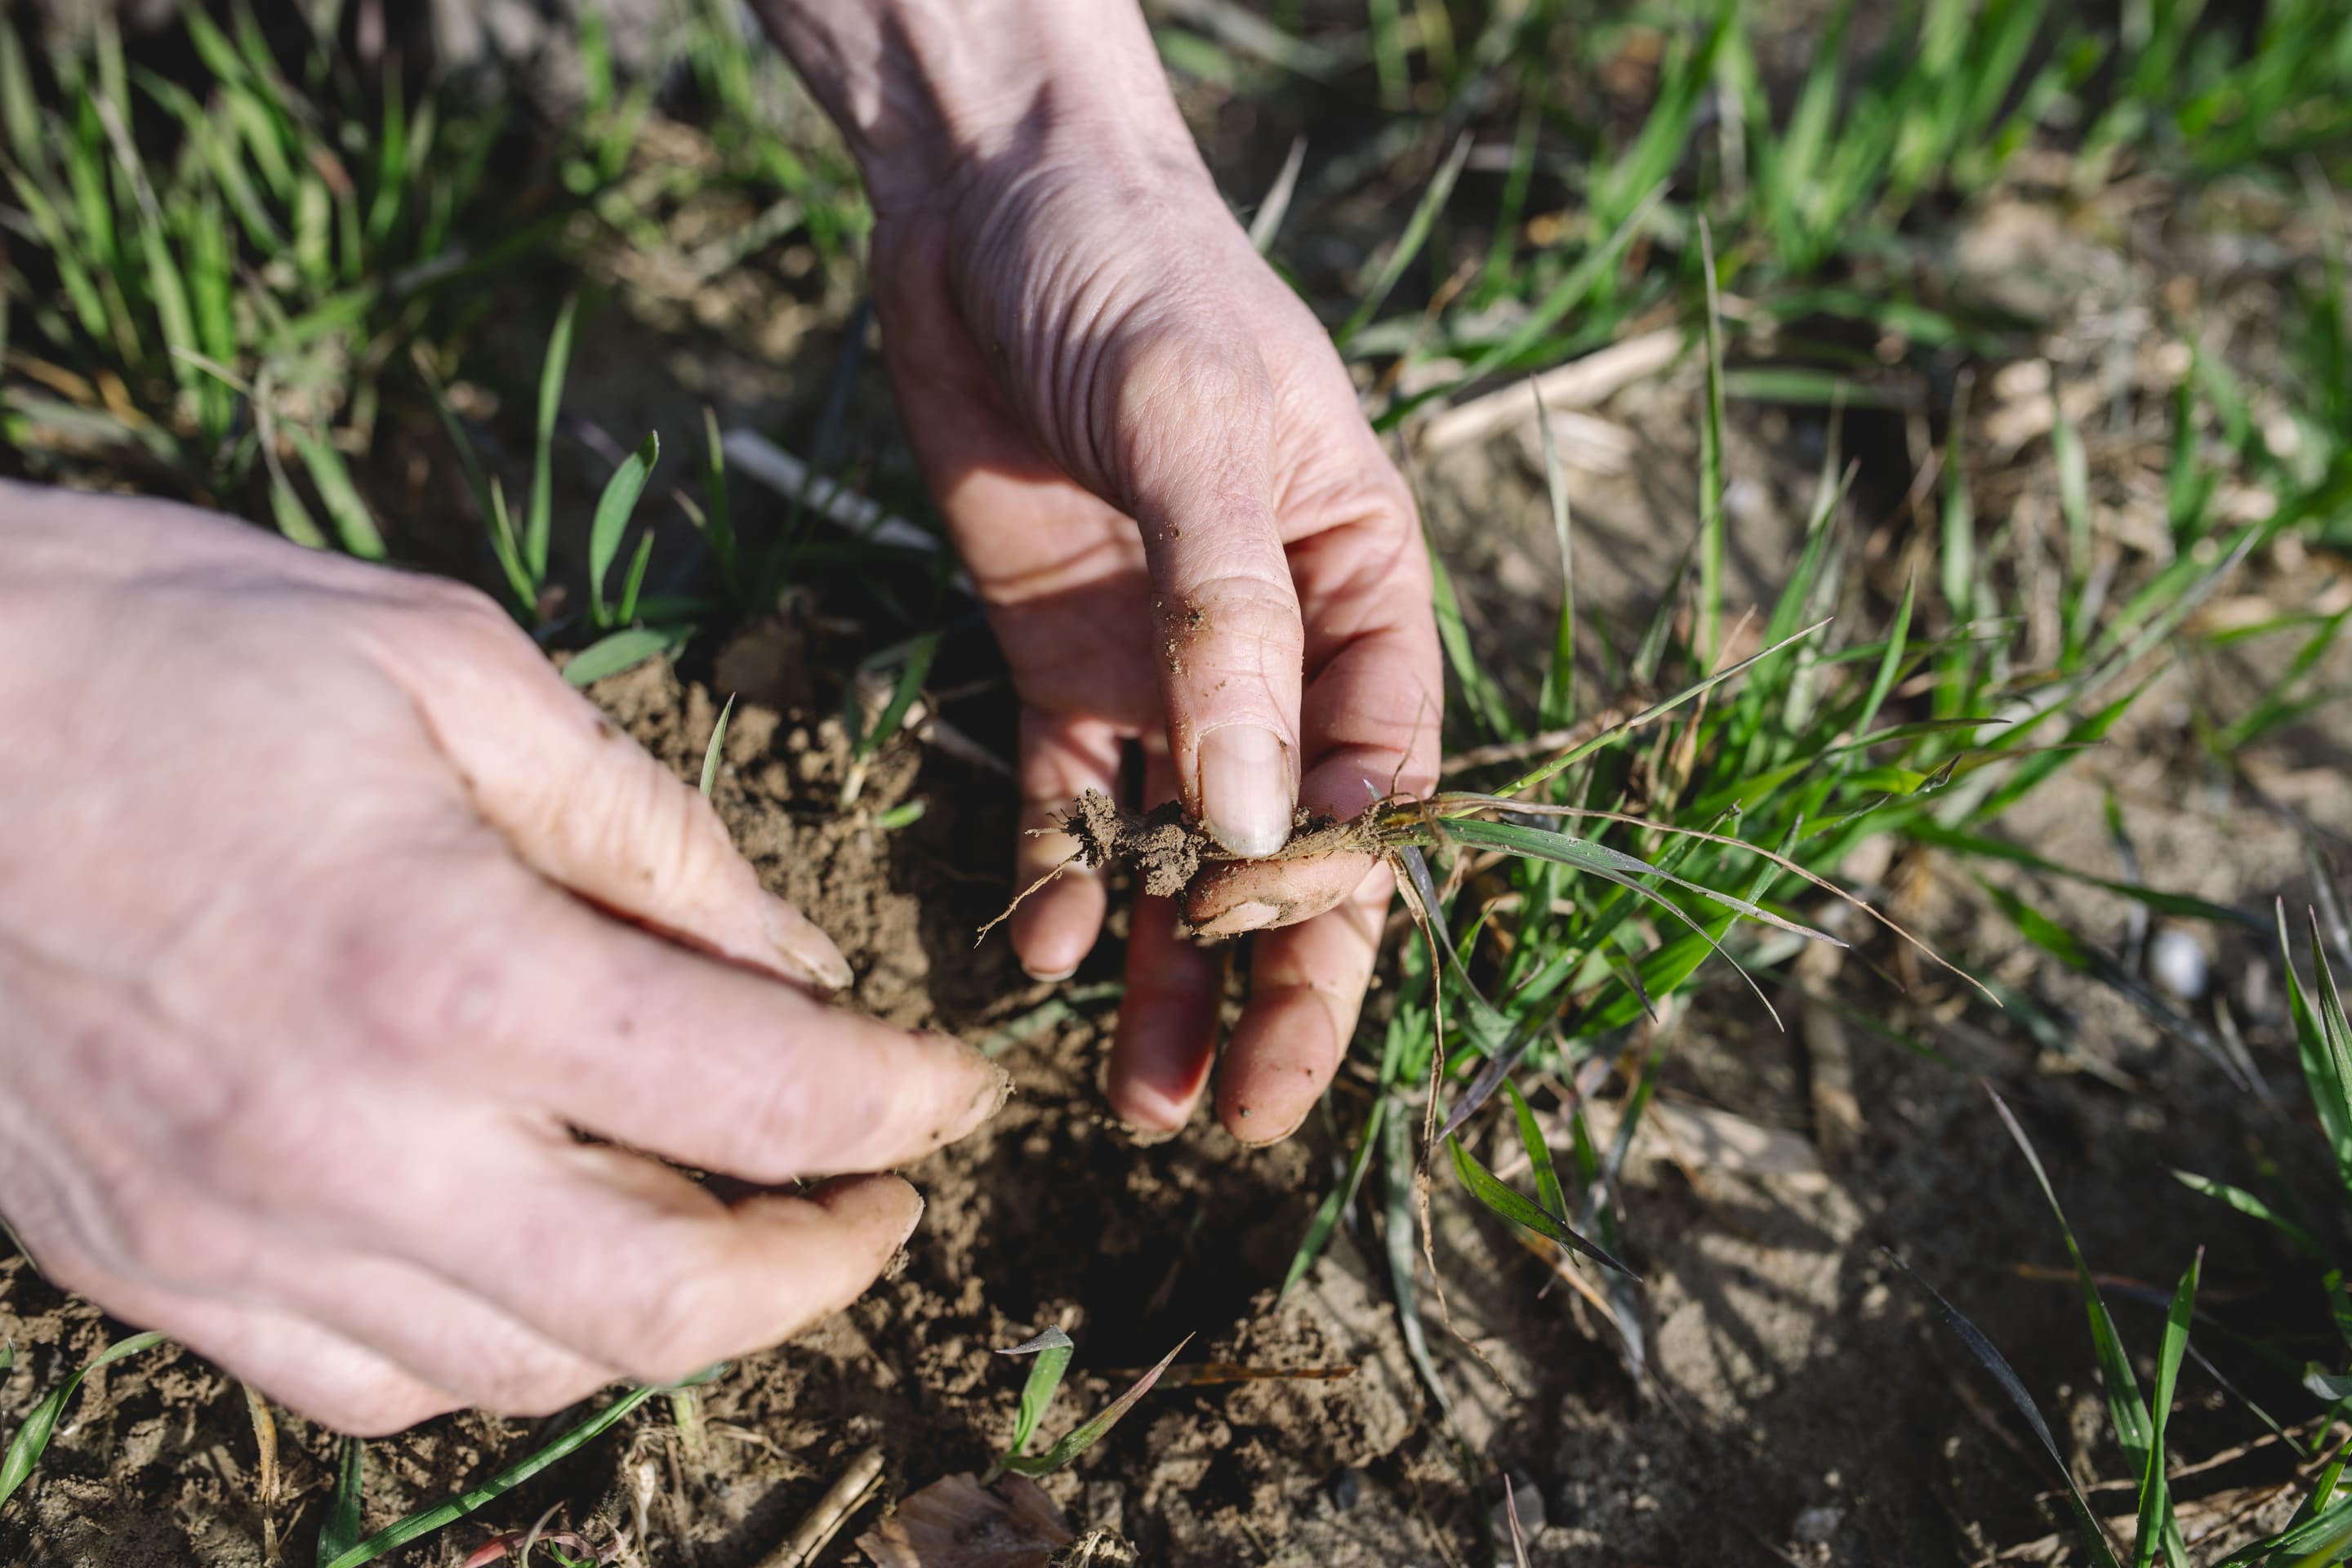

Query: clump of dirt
1054;789;1379;902
1058;792;1207;898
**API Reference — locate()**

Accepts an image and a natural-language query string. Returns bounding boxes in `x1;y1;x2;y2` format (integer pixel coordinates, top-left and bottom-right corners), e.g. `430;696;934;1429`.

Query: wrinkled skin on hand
0;483;1004;1434
865;100;1443;1144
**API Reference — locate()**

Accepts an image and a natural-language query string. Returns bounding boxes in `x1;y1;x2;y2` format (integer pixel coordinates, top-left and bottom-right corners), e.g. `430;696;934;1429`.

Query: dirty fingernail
1193;899;1283;938
894;1189;927;1250
1198;724;1292;859
764;895;853;994
933;1035;1014;1138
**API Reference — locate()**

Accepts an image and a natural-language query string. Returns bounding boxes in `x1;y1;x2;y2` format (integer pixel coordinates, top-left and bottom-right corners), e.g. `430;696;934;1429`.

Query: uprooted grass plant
984;203;2337;1549
4;0;2351;1560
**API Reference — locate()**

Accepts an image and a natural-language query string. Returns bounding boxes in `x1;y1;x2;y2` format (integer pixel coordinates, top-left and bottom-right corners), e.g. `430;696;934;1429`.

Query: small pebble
1490;1471;1547;1539
1794;1504;1845;1545
2149;928;2209;1000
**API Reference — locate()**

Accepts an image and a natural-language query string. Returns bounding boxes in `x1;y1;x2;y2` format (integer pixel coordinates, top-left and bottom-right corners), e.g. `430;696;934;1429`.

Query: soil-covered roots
978;789;1384;942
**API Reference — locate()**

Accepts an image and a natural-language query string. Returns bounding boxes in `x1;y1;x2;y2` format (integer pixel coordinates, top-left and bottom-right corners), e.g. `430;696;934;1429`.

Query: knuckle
666;1061;824;1187
325;893;522;1071
104;1182;255;1287
401;571;509;635
1110;327;1276;478
604;1263;724;1382
590;761;740;908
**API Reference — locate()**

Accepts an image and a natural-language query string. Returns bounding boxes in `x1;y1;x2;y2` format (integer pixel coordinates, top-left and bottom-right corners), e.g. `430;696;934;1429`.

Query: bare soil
7;534;2348;1563
8;34;2352;1568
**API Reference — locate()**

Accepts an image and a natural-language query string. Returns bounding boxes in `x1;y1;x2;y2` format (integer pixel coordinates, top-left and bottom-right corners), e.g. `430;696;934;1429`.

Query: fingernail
1192;898;1283;939
1198;724;1293;859
932;1034;1014;1138
1023;963;1080;983
895;1190;927;1250
764;896;853;994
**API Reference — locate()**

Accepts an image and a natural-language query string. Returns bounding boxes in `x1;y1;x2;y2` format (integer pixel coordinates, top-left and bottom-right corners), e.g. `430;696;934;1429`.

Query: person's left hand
858;99;1444;1145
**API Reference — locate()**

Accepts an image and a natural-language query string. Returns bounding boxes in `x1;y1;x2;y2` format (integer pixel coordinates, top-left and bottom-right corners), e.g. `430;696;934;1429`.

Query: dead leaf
857;1473;1073;1568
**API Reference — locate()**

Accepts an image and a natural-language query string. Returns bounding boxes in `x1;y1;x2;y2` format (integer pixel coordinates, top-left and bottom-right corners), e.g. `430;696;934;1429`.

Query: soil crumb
1055;789;1373;902
1059;792;1205;898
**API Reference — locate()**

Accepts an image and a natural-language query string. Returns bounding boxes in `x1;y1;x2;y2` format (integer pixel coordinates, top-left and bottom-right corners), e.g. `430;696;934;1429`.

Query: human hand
758;0;1443;1144
0;483;1005;1434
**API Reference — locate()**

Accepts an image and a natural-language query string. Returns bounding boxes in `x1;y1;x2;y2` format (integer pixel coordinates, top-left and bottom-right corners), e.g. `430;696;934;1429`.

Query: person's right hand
0;481;1004;1435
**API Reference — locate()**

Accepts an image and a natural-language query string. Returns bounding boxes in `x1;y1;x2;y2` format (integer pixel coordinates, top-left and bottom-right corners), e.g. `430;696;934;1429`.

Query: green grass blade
616;532;655;625
1536;389;1577;730
564;625;692;688
0;1330;165;1509
1428;534;1515;739
1337;131;1472;350
267;472;330;551
1380;1104;1454;1423
1280;1094;1388;1302
1942;374;1979;620
1905;823;2256;927
1852;570;1916;742
1592;0;1731;234
1879;1246;2124;1568
2282;1433;2352;1539
2308;906;2352;1198
1581;1032;1668;1233
1695;216;1727;670
702;407;737;599
0;14;38;172
2216;1490;2352;1566
1496;619;1833;799
2131;1251;2198;1567
2171;1169;2323;1256
1632;546;1690;688
317;1436;364;1567
1976;675;2154;822
1446;1134;1636;1276
1442;816;1840;948
1366;0;1407;107
409;346;497;542
1466;183;1669;379
996;1327;1074;1461
1989;1086;2168;1557
853;631;939;763
484;479;534;616
1503;1080;1566;1219
527;295;580;582
698;694;737;800
1476;94;1539;301
323;1375;713;1568
288;426;387;560
589;431;659;627
2051;385;2096;666
998;1336;1189;1478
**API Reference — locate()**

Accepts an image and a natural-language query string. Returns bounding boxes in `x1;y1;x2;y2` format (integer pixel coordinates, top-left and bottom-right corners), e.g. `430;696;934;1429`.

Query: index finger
343;842;1009;1183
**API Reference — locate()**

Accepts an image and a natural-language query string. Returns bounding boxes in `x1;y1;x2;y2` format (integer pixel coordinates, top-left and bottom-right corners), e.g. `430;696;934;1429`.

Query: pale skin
0;0;1440;1435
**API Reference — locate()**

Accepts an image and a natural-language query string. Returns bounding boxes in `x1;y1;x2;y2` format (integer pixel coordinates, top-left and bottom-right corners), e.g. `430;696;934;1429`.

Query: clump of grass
0;5;546;517
309;1366;721;1568
984;1328;1190;1483
0;1330;164;1512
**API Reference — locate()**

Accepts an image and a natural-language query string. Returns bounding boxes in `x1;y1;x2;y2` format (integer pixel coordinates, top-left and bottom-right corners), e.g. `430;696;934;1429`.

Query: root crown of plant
1057;789;1379;900
1060;791;1206;898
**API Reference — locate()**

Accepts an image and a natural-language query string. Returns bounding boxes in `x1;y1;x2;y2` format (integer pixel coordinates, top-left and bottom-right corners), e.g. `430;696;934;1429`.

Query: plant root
974;789;1381;945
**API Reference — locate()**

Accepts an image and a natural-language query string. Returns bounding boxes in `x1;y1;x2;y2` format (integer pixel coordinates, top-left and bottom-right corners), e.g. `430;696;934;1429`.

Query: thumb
376;597;853;995
1106;327;1303;856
